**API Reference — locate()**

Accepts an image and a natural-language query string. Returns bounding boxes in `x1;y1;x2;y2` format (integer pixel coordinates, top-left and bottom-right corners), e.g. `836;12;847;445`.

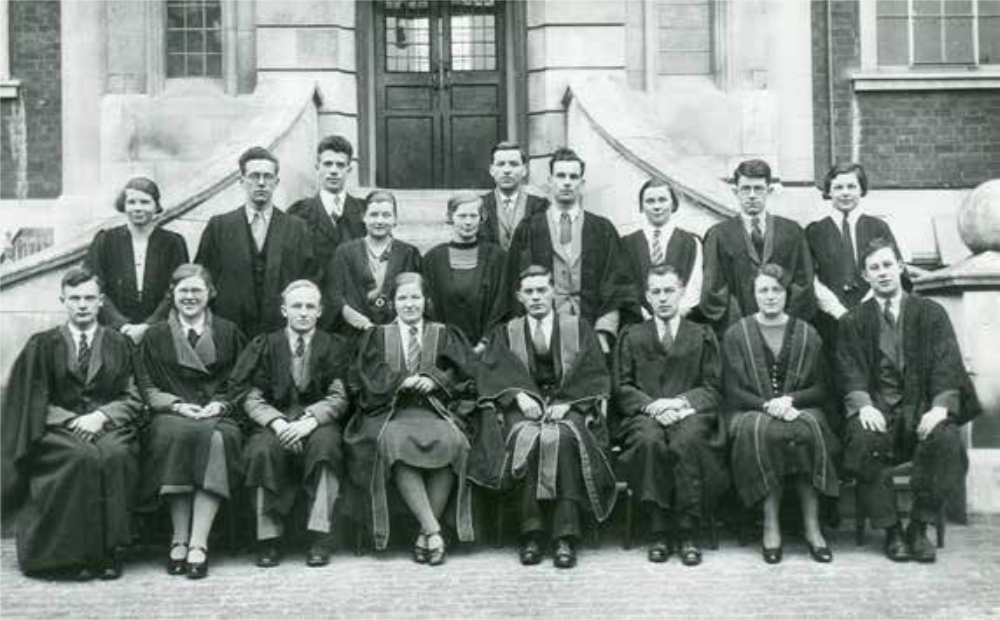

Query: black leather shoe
167;542;188;576
255;541;282;568
100;547;126;580
306;542;331;567
884;526;911;562
906;521;936;563
519;538;543;566
647;539;670;563
679;539;702;566
186;546;209;580
553;538;577;569
71;566;98;581
761;545;783;564
806;541;833;563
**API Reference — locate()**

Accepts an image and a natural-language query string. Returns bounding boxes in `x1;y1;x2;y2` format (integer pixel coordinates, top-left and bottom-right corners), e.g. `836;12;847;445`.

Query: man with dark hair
1;267;143;580
288;136;366;332
504;147;638;353
838;238;980;563
195;146;317;337
479;141;549;251
478;265;617;569
701;158;816;331
613;265;728;565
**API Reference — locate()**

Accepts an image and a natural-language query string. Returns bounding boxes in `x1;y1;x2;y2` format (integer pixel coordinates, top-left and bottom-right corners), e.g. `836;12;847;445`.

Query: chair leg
854;483;866;546
708;513;719;551
622;488;633;551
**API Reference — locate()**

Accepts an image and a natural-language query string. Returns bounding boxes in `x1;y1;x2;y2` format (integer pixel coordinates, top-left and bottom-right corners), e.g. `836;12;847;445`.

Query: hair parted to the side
491;140;527;165
821;162;869;199
364;189;398;216
732;159;773;185
518;264;553;287
860;236;903;268
754;263;789;291
239;146;280;175
548;147;586;176
317;135;354;160
638;178;680;213
646;264;686;289
281;279;322;304
445;191;484;224
168;263;216;301
114;176;163;214
61;265;103;293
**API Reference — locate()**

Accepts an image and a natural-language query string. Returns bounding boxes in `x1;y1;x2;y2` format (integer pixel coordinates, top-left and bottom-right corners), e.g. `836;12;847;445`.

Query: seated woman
422;192;506;352
85;177;189;344
723;264;839;564
324;190;421;336
344;272;477;566
137;264;247;579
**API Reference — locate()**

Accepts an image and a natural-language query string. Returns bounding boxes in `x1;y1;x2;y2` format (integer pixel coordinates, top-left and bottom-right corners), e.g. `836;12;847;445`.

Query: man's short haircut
446;191;484;224
168;263;216;300
732;159;773;185
490;140;527;165
239;146;280;175
115;176;163;215
860;236;903;268
821;162;869;199
365;189;398;216
317;135;354;160
281;279;321;304
518;264;553;287
646;264;687;289
638;178;680;213
62;265;102;293
754;263;789;291
548;147;586;177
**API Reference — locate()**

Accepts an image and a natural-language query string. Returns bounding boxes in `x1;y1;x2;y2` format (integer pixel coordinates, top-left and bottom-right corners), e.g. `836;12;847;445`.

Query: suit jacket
621;227;701;318
287;193;366;269
195;206;317;337
478;191;549;251
806;213;901;309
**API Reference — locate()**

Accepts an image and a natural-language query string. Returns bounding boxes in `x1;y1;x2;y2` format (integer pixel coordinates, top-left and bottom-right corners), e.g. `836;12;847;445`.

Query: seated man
838;238;980;563
237;280;351;567
613;266;729;565
478;265;617;569
1;267;142;580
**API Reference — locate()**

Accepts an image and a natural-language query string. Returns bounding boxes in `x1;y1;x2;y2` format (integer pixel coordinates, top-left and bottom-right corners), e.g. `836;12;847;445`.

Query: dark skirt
730;409;840;507
380;407;468;472
142;414;242;502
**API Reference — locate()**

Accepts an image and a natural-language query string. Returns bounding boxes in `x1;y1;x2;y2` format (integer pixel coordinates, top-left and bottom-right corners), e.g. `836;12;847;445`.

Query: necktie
651;228;665;265
841;214;857;276
187;328;199;349
295;335;306;358
503;197;512;212
559;212;572;246
331;194;341;222
78;332;91;375
251;212;266;251
406;325;421;372
292;336;307;389
661;322;673;351
750;216;764;258
883;300;896;328
532;319;549;355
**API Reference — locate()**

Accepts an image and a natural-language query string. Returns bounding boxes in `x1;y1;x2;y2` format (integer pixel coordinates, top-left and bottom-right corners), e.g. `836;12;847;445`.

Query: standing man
288;136;366;332
504;147;638;352
1;267;142;580
838;238;979;563
701;159;815;331
195;146;317;338
479;141;549;251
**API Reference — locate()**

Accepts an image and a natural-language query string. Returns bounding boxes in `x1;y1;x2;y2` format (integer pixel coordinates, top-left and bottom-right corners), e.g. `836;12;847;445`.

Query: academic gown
621;227;701;319
85;225;190;328
194;206;317;337
1;326;142;574
477;315;618;524
701;215;816;329
137;312;247;504
612;319;729;522
344;322;478;550
478;191;549;250
422;241;506;346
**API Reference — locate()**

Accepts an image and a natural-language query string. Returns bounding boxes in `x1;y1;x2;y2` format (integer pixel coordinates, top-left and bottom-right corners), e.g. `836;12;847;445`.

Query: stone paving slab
2;518;999;620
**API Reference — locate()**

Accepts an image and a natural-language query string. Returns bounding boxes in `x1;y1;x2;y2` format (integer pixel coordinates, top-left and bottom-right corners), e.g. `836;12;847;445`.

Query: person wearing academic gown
613;265;728;565
234;280;352;568
723;264;839;565
838;238;979;564
344;273;478;564
137;264;247;579
287;135;366;332
621;178;703;321
194;147;317;338
478;265;617;569
422;192;506;350
324;189;421;337
502;148;638;353
478;141;549;251
85;177;189;344
1;267;142;580
701;159;816;332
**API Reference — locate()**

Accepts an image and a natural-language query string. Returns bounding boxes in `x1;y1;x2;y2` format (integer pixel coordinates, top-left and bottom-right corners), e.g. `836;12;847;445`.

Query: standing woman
422;192;506;351
344;273;477;565
137;264;247;579
325;190;421;336
85;177;190;344
723;264;839;564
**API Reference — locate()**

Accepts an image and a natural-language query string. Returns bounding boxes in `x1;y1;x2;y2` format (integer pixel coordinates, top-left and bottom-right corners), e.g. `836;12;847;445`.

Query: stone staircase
383;189;467;253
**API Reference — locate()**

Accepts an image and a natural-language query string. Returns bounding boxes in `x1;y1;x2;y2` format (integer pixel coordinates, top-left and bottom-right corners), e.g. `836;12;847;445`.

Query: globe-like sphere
958;179;1000;254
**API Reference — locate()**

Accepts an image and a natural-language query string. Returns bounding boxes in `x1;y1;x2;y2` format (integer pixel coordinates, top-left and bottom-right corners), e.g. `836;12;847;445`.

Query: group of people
0;135;980;583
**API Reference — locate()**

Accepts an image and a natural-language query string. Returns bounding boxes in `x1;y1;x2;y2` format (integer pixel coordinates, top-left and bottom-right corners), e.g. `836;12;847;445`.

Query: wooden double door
375;0;506;189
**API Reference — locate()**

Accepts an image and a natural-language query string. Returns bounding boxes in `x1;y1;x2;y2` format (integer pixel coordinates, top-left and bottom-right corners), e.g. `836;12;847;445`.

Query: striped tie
78;332;91;375
406;325;421;373
651;228;665;265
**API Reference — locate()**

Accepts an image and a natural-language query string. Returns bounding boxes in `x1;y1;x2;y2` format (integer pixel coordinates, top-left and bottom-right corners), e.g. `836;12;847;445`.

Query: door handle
442;66;451;90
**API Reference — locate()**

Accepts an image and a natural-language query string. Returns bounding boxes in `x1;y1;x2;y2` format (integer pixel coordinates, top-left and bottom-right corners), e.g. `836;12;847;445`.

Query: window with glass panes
876;0;1000;66
166;0;223;78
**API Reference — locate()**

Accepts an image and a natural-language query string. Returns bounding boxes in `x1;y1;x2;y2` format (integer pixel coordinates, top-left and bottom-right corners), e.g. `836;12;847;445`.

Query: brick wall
811;0;860;184
0;0;62;199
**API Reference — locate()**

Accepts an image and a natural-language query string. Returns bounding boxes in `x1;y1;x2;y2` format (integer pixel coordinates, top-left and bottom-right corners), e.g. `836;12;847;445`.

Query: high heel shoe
412;533;429;564
761;545;783;564
186;546;209;580
426;532;447;567
806;541;833;563
166;542;188;576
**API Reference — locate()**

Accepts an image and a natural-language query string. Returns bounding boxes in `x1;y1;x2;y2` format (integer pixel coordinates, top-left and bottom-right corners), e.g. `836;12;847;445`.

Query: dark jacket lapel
263;209;287;298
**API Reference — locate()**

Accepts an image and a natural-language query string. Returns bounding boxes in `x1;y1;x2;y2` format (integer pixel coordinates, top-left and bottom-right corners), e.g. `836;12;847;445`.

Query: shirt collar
397;318;424;336
829;207;862;227
643;221;676;242
245;204;274;225
654;314;679;338
67;323;98;345
286;327;315;348
179;314;207;335
496;189;520;208
877;291;904;316
532;311;554;334
551;203;582;222
320;189;344;218
740;211;767;233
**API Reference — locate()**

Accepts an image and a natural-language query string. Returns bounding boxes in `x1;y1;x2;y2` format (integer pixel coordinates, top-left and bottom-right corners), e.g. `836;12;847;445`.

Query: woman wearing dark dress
85;177;190;344
422;192;506;352
325;190;421;335
723;264;839;565
344;273;477;565
137;264;247;579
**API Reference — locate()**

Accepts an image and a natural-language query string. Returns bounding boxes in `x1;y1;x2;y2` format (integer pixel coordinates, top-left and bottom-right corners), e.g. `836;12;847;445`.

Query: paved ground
1;517;999;620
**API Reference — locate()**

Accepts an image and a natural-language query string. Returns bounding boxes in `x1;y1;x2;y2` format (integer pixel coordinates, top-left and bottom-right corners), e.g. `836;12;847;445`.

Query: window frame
147;0;238;95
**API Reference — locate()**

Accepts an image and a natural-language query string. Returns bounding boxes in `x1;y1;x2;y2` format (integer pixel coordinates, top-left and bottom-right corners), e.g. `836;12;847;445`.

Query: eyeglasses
244;172;276;184
736;185;769;196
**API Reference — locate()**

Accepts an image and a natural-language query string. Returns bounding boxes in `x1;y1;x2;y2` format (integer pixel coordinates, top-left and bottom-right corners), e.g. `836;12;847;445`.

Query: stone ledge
0;79;20;99
852;70;1000;91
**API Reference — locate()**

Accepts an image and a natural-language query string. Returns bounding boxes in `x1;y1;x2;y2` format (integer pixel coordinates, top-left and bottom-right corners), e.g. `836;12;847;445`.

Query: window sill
0;79;21;100
852;70;1000;91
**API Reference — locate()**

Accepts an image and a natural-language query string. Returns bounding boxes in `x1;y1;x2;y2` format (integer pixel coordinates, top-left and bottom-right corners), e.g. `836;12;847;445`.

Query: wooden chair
852;461;946;548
